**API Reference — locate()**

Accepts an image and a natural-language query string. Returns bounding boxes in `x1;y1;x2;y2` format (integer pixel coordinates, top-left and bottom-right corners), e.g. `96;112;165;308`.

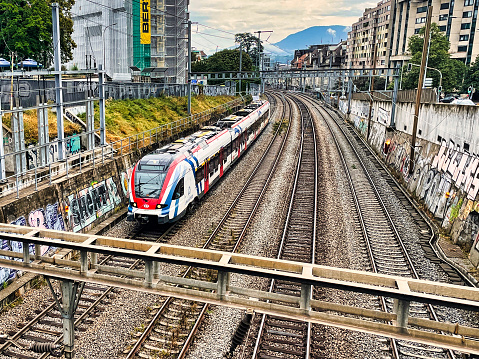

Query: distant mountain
274;26;350;54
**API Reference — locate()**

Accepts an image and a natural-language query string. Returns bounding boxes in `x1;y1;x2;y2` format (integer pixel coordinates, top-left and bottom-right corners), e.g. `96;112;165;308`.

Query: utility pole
409;5;432;175
52;3;65;161
239;43;243;96
187;13;191;116
254;30;272;95
367;43;378;140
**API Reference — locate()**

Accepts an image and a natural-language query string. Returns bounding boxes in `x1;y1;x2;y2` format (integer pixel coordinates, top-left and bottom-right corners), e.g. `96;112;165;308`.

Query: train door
204;160;209;193
219;148;224;177
244;130;248;151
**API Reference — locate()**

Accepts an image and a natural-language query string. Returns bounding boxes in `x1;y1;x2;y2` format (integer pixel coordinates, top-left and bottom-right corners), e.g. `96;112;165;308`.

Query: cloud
327;28;337;37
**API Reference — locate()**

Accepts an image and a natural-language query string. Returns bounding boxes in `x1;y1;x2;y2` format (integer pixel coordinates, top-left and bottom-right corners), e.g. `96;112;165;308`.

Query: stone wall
338;98;479;266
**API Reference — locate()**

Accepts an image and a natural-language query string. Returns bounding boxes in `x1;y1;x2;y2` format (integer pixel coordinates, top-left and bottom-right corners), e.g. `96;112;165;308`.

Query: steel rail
252;93;318;359
126;92;293;359
305;94;454;359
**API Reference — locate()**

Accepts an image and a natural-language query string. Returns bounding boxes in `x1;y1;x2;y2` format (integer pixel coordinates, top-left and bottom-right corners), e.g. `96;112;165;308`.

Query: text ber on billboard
141;0;151;44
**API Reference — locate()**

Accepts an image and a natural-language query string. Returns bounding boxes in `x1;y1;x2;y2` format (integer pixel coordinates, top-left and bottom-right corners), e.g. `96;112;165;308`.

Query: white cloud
327;28;337;37
190;0;376;54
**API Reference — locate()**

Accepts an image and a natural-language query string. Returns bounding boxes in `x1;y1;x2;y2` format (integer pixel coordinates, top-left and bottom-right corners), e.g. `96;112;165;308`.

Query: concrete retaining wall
0;100;244;296
339;98;479;266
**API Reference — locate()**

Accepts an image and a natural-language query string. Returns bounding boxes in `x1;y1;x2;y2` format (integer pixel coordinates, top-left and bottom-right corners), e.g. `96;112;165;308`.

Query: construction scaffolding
67;0;188;83
67;0;133;78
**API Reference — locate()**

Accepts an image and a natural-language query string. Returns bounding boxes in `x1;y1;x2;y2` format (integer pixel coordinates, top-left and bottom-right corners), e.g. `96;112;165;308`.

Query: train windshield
134;171;167;198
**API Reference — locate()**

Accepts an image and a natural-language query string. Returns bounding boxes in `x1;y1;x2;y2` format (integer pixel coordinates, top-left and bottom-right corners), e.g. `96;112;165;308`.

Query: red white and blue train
127;99;270;224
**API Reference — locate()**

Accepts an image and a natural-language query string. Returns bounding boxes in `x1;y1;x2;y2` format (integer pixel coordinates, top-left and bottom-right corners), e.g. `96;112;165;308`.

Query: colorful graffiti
0;203;66;288
120;167;134;197
66;135;81;155
67;177;122;232
431;140;479;201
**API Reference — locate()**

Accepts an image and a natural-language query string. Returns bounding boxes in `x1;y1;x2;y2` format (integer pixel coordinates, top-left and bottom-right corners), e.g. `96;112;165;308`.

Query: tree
462;55;479;93
191;49;253;73
0;0;76;67
235;32;263;69
401;23;465;93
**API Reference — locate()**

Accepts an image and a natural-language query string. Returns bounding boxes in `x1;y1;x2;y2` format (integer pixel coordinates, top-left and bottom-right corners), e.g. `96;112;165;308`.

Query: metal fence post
0;97;5;181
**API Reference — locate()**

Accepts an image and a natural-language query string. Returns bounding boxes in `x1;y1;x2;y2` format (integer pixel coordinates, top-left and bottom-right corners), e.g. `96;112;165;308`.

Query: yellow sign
140;0;151;44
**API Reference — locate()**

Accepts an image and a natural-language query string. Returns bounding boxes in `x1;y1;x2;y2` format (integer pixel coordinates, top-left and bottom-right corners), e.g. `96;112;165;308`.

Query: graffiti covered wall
338;97;479;264
0;154;137;290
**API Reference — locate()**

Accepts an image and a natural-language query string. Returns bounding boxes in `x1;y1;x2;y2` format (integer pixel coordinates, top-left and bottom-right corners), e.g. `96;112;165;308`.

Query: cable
192;31;234;41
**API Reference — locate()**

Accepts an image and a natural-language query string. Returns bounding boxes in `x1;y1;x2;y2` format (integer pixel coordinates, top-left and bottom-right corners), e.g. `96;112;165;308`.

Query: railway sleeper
260;345;305;357
153;327;188;338
144;344;180;354
3;349;36;359
266;329;304;338
266;321;305;331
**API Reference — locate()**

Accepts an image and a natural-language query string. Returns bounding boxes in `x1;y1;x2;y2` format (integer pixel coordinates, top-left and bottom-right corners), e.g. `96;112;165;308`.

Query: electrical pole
239;43;243;96
254;30;272;95
187;13;191;116
367;42;378;140
409;5;432;175
52;3;65;161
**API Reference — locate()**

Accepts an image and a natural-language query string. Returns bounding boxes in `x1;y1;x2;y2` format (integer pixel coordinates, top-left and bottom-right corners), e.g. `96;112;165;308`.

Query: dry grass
3;95;236;144
3;110;82;145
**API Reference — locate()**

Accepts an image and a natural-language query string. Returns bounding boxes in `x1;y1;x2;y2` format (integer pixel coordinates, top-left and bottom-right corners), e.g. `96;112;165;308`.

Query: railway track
122;93;296;359
248;94;318;359
0;222;180;359
300;93;465;359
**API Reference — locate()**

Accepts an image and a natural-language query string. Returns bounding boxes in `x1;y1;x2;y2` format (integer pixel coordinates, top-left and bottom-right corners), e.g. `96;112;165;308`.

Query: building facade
347;0;479;70
347;0;392;70
389;0;479;67
67;0;188;83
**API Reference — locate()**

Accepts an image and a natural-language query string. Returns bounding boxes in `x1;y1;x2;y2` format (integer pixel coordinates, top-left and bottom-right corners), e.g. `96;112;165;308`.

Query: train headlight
131;202;137;207
157;204;167;209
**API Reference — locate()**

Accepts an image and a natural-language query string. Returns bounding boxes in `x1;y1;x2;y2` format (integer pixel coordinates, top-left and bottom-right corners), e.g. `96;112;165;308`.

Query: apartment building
347;0;479;70
347;0;392;69
390;0;479;67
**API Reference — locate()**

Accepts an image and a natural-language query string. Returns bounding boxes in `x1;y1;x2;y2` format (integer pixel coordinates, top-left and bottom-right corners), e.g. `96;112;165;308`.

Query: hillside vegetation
101;95;236;142
4;95;236;144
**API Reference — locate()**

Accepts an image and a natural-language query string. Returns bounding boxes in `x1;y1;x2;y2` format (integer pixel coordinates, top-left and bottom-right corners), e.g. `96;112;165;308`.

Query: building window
417;6;428;13
416;17;426;24
414;28;421;34
439;25;447;31
463;11;473;18
465;0;474;5
460;34;470;41
440;3;450;9
464;143;470;152
439;14;448;21
458;45;468;52
461;23;471;29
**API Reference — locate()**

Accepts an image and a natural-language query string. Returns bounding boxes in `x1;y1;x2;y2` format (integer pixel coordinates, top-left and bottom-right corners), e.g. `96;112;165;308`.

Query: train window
172;178;184;200
195;165;204;184
134;171;167;198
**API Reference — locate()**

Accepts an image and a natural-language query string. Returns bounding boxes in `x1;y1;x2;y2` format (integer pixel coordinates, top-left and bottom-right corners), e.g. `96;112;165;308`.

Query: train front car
127;98;270;225
127;152;195;224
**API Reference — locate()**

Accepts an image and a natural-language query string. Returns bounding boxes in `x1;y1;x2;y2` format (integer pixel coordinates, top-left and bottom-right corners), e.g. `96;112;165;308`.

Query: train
127;99;271;225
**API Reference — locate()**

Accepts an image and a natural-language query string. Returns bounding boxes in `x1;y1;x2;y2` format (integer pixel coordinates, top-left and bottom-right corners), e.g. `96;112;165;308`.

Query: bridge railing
0;223;479;354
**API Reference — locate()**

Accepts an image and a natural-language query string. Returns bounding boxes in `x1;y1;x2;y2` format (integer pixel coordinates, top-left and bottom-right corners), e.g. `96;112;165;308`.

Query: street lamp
102;23;117;73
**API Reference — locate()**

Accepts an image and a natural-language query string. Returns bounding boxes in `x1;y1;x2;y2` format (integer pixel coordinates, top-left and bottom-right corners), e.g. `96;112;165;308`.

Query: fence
0;97;247;198
351;88;437;103
0;79;236;110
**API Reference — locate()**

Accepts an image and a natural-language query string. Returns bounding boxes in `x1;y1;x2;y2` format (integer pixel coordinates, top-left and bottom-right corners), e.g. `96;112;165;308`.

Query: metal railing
0;97;245;198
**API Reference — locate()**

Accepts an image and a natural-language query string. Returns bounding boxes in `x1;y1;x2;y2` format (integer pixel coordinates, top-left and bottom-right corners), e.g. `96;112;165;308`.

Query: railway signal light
384;139;391;154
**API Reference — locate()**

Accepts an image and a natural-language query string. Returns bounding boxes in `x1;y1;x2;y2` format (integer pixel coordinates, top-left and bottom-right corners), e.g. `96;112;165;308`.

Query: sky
189;0;378;55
